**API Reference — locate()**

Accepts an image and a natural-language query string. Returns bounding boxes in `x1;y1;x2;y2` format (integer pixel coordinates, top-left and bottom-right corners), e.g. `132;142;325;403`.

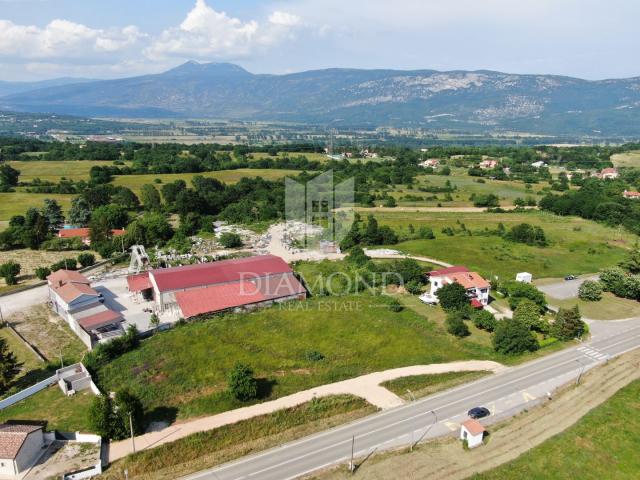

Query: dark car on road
467;407;490;419
564;275;577;281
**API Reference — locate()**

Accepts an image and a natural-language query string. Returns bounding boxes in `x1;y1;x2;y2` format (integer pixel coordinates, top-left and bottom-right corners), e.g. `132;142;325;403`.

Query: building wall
0;456;16;477
14;429;44;473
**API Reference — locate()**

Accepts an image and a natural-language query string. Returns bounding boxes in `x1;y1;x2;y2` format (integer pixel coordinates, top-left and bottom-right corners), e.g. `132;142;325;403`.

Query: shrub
578;280;603;302
405;280;424;295
493;319;539;355
388;298;404;312
552;306;586;341
50;258;78;272
219;232;243;249
41;237;86;251
418;226;435;240
89;390;144;440
85;325;139;372
436;282;469;311
35;267;51;280
472;310;497;332
304;350;325;362
505;223;548;247
513;299;546;331
228;363;258;401
501;281;546;311
77;253;96;268
445;311;470;337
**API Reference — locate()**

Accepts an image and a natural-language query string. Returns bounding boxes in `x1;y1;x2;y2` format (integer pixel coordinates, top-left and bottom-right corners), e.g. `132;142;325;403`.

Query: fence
60;432;103;479
0;375;57;410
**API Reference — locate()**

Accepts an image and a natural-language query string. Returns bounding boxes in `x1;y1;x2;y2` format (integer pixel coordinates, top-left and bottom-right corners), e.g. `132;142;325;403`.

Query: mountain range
2;61;640;136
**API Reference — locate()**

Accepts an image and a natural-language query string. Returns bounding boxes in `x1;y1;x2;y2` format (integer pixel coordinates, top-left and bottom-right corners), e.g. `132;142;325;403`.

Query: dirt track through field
311;348;640;480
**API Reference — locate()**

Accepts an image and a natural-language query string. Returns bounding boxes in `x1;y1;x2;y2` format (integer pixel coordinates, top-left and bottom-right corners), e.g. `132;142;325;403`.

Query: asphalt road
183;320;640;480
538;275;600;300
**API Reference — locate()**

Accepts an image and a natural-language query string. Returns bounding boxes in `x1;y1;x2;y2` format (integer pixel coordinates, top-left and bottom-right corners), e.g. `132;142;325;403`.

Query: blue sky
1;0;639;81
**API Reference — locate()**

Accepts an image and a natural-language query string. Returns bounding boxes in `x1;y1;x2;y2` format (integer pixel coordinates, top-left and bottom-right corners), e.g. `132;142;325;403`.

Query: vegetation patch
381;371;490;400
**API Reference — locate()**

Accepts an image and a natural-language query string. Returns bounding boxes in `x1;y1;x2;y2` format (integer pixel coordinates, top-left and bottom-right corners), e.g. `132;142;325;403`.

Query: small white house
421;266;491;307
516;272;533;283
460;419;486;449
0;424;45;477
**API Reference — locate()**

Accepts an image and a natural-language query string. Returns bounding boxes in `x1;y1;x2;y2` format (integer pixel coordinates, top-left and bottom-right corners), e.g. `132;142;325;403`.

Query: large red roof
428;266;470;277
151;255;293;293
127;272;152;292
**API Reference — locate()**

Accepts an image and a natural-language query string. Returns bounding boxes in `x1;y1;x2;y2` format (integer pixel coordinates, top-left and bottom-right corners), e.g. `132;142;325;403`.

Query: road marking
522;391;536;402
444;421;458;431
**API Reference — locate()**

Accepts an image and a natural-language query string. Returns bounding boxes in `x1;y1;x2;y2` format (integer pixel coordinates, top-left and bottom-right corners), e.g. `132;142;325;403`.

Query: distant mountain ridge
2;61;640;136
0;77;95;97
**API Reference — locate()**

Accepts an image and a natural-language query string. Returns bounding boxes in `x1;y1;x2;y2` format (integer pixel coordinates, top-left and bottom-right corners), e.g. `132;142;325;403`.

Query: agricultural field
111;168;302;195
9;160;122;183
0;192;73;223
373;210;637;280
473;378;640;480
0;248;94;288
389;168;550;207
611;150;640;168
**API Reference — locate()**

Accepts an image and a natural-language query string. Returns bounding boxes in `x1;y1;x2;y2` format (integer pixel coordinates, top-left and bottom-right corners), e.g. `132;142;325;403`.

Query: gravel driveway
538;275;599;300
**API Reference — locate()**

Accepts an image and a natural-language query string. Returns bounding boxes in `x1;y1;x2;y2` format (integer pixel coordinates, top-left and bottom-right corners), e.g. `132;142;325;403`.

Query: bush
228;363;258;401
85;325;139;372
304;350;325;362
388;298;404;312
493;319;539;355
89;390;144;440
0;261;20;285
505;223;548;247
40;237;85;251
501;281;546;311
35;267;51;280
578;280;603;301
418;226;435;240
472;309;497;332
436;282;469;311
512;299;546;332
405;280;424;295
552;306;586;341
50;258;78;272
445;311;470;337
77;253;96;268
219;232;243;249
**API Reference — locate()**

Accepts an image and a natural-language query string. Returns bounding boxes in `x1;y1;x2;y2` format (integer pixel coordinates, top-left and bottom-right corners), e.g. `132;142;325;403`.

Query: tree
111;188;140;211
383;196;397;208
77;253;96;268
418;226;435;240
89;395;114;439
505;223;547;247
149;313;160;331
552;306;585;341
68;196;92;227
113;389;144;438
140;184;162;211
512;299;545;331
35;266;51;280
391;258;425;285
619;244;640;274
0;164;20;188
436;282;469;311
388;298;404;312
0;261;20;285
345;245;370;267
446;311;470;337
161;180;187;205
493;319;539;355
405;280;424;295
219;232;243;248
228;363;258;401
578;280;603;301
42;199;65;231
501;281;546;311
472;309;497;332
0;337;19;393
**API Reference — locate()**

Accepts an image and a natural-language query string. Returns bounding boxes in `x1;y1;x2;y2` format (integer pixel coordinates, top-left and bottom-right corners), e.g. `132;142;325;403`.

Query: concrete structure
420;266;490;306
516;272;533;283
56;363;100;396
57;228;125;246
460;419;486;448
126;255;306;317
47;270;124;349
479;159;498;169
419;158;440;168
623;190;640;199
0;424;44;478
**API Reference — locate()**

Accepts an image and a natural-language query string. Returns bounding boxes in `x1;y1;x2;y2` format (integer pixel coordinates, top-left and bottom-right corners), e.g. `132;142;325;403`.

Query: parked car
564;275;577;281
467;407;490;419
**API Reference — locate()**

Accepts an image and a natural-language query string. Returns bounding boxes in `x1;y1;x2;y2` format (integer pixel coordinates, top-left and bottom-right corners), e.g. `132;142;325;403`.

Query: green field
9;160;121;183
611;150;640;168
0;192;73;222
0;386;95;432
111;168;302;195
0;328;42;383
472;379;640;480
548;292;640;321
373;210;636;279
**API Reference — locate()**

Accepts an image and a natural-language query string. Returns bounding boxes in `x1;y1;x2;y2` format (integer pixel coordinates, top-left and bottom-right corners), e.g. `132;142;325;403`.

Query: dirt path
354;206;537;213
108;360;503;462
311;348;640;480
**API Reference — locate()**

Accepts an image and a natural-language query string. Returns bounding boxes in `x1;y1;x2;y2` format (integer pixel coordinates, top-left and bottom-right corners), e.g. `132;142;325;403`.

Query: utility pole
58;349;64;368
406;389;416;401
575;358;586;385
129;412;136;453
349;435;355;473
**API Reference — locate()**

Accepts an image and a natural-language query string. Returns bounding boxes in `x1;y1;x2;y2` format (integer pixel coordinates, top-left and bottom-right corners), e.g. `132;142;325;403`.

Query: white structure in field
0;424;45;477
460;419;486;449
420;266;490;307
516;272;533;283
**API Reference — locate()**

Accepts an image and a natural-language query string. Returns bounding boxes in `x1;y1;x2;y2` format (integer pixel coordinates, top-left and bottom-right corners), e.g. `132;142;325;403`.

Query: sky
0;0;639;81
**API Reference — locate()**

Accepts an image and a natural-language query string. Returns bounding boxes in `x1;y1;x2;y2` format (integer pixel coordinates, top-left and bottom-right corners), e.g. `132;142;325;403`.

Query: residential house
531;161;548;168
623;190;640;199
419;158;440;168
420;266;490;307
479;159;498;169
0;424;45;478
597;168;619;180
47;270;124;349
127;255;307;317
57;228;125;246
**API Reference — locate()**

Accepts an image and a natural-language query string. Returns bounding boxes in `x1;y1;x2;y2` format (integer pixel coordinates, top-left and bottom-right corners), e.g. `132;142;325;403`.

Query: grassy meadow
9;160;122;183
0;192;73;222
372;210;636;279
548;292;640;320
472;379;640;480
611;150;640;168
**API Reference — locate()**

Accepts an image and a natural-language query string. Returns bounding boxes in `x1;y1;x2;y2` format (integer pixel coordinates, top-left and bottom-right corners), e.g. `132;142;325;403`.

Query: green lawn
0;192;73;222
549;292;640;320
471;379;640;480
111;168;302;195
382;371;490;400
9;160;121;183
373;210;636;280
0;328;43;383
0;385;95;432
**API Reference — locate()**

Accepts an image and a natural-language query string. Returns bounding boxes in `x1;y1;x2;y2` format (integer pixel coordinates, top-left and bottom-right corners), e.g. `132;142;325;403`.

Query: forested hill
3;61;640;136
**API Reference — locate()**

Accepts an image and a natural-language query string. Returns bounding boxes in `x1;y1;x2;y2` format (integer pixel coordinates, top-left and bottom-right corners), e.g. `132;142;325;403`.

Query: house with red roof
126;255;306;318
593;167;619;180
623;190;640;199
478;159;499;170
420;266;491;307
57;227;125;246
47;270;124;349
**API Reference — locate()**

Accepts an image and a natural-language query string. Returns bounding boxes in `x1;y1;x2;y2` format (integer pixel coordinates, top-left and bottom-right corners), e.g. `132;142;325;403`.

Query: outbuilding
460;419;486;449
516;272;533;283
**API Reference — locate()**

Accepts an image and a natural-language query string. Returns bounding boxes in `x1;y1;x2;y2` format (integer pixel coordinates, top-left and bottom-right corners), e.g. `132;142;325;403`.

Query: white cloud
146;0;301;60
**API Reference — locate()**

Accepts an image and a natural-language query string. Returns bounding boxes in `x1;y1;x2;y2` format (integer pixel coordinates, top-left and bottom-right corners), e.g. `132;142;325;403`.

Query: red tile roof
470;299;484;309
77;309;123;330
58;228;125;239
127;272;152;292
151;255;293;293
461;419;486;436
0;424;42;459
47;269;90;287
428;266;470;277
176;281;267;318
447;271;490;290
53;282;99;304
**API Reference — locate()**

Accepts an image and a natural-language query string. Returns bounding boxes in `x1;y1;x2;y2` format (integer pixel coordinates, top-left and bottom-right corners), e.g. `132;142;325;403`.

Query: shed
460;419;486;449
516;272;533;283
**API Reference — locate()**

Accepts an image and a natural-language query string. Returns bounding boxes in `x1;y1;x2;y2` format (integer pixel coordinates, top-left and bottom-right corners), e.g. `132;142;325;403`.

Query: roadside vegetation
382;371;490;400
